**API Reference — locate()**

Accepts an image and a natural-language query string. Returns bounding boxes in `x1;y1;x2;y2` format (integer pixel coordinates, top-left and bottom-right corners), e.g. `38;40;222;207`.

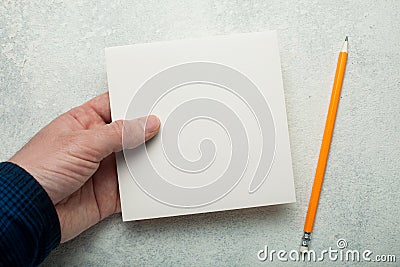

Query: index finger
85;92;112;123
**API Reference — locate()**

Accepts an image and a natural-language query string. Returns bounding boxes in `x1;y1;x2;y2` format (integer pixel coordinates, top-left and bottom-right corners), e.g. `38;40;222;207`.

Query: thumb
90;115;160;160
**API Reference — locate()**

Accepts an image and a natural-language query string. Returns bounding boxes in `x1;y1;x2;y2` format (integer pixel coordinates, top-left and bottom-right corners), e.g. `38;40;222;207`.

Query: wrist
8;156;59;204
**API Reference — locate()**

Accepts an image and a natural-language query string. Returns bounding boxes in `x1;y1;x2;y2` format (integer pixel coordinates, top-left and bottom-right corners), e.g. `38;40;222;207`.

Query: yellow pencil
300;37;348;252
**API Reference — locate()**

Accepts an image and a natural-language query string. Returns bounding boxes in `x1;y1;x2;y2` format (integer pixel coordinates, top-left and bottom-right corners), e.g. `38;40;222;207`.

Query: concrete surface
1;0;399;266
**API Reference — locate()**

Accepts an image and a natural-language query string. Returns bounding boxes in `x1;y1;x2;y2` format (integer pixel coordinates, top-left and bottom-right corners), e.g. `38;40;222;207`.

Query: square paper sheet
106;31;296;221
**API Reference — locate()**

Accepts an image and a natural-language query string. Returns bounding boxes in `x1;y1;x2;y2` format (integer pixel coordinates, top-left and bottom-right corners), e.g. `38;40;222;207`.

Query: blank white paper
105;31;296;221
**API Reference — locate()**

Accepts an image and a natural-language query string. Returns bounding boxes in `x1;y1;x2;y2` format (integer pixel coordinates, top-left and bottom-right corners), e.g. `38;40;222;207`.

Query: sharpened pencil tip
345;36;348;42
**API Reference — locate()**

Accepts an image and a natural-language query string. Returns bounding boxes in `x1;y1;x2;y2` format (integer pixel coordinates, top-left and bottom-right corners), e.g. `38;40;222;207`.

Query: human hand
9;92;160;242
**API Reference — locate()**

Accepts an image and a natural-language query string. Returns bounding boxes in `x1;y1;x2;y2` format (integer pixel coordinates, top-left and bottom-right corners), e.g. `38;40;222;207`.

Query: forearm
0;162;60;266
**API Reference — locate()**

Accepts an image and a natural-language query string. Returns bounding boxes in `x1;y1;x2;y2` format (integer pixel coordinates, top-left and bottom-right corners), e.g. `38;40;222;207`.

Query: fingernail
143;115;160;135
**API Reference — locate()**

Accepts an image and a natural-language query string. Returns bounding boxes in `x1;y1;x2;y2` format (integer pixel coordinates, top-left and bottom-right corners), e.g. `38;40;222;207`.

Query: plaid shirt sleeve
0;162;61;266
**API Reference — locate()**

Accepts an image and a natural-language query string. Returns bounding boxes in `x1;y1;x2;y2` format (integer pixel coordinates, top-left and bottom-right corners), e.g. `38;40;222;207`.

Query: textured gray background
1;0;399;266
